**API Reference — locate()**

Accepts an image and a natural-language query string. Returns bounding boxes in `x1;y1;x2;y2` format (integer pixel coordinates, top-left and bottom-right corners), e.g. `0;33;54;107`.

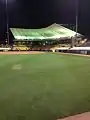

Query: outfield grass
0;53;90;120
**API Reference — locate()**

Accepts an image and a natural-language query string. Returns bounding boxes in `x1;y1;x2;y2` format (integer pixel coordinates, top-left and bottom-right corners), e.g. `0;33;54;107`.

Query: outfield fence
55;47;90;55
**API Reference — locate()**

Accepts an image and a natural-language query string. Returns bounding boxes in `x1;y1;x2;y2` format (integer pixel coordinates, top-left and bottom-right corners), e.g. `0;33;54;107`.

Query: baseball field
0;52;90;120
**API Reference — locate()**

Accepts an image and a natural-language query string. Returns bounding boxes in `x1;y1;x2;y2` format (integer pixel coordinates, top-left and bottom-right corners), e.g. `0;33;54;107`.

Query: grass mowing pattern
0;53;90;120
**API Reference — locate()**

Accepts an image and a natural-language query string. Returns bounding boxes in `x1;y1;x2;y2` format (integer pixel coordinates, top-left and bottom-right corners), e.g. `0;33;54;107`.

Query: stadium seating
75;39;87;47
80;41;90;47
12;45;30;51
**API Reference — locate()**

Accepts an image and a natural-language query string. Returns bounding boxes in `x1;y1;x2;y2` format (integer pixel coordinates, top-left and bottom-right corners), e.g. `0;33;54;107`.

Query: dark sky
0;0;90;42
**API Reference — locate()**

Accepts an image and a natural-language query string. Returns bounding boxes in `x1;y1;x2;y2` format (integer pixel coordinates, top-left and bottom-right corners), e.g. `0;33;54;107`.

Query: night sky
0;0;90;42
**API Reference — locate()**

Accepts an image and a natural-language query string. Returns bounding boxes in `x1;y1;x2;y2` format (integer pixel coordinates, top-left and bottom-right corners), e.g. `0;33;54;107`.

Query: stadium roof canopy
10;23;82;41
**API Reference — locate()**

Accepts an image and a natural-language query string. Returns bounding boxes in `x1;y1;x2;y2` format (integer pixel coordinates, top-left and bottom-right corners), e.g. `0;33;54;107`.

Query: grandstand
80;41;90;47
10;23;84;51
10;23;82;40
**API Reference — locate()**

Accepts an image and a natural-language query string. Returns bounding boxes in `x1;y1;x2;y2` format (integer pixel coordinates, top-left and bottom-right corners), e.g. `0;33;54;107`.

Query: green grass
0;53;90;120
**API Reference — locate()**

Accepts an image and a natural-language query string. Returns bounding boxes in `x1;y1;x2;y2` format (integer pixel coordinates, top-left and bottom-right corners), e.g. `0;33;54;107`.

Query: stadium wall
55;47;90;55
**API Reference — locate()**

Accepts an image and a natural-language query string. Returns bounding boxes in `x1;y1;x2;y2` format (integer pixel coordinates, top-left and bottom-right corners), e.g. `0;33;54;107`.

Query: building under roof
10;23;82;41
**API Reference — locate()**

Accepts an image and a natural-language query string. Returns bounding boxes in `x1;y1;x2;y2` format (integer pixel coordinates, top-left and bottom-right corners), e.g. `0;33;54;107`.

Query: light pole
75;0;78;35
5;0;9;45
72;0;78;47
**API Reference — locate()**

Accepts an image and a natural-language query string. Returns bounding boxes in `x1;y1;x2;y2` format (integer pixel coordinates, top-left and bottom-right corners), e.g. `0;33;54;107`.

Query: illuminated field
0;53;90;120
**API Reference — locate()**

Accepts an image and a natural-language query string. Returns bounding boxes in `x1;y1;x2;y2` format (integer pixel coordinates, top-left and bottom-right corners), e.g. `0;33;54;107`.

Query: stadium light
5;0;9;45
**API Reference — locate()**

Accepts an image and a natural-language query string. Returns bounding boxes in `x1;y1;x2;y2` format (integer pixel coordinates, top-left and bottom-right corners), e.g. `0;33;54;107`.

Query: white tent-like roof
10;23;82;41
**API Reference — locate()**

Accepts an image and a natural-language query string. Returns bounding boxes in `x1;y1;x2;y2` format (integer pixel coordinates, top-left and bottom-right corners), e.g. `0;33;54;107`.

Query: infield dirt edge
58;112;90;120
0;51;45;55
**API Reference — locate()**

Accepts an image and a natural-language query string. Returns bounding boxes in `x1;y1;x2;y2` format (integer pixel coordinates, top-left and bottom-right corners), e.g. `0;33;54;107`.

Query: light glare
0;0;15;4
